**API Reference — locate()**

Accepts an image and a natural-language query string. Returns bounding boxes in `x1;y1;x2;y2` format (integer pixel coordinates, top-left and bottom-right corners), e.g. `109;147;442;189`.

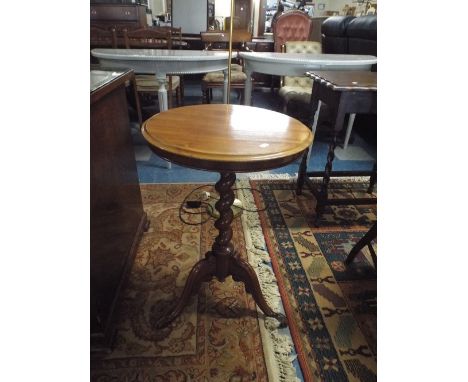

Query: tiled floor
131;78;376;184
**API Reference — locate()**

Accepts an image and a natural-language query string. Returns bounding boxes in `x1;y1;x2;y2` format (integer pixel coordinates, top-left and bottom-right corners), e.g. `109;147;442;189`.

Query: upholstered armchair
273;10;312;52
271;10;312;92
278;41;321;112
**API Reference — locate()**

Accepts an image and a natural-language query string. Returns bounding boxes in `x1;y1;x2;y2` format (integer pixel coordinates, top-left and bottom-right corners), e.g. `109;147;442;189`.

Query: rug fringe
238;173;296;180
237;179;301;382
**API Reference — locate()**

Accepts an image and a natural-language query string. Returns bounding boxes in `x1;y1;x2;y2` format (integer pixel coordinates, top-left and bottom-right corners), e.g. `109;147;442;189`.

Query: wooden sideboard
90;4;147;32
90;68;147;353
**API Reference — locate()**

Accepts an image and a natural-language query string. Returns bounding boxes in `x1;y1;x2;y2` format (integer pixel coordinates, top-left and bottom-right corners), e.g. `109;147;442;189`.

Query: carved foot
229;254;288;327
154;258;216;329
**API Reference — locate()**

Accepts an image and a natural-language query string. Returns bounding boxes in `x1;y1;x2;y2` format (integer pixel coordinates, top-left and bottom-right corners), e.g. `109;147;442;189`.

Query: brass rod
227;0;235;104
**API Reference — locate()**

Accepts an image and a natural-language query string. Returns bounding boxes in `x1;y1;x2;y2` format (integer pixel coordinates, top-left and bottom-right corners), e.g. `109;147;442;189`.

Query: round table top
142;104;314;172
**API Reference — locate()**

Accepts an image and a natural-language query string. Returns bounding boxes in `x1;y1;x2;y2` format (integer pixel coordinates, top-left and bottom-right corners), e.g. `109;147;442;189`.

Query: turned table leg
315;99;347;226
155;172;286;329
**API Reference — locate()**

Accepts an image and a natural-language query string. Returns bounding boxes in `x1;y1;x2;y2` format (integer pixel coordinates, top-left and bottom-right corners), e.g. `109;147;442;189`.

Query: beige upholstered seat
134;75;180;92
279;41;322;111
200;31;252;103
202;67;246;83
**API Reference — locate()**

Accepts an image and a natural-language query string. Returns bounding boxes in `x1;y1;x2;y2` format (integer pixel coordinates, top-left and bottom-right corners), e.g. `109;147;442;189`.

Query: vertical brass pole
227;0;235;104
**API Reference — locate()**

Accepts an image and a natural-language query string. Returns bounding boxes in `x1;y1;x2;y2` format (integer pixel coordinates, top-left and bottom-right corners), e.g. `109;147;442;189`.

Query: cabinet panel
90;70;147;353
90;4;147;30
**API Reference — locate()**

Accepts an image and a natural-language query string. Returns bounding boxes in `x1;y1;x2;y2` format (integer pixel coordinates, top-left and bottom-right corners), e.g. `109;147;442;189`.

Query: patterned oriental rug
91;182;298;382
249;177;377;382
91;177;377;382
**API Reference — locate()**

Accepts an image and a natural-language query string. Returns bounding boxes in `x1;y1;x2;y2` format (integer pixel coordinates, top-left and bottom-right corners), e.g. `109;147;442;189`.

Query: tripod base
155;172;286;329
154;251;286;328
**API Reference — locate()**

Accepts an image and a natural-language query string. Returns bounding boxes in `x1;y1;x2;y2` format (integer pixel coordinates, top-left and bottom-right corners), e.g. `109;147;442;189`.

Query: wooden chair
123;28;182;109
157;26;185;49
156;26;185;98
90;26;117;48
200;30;252;103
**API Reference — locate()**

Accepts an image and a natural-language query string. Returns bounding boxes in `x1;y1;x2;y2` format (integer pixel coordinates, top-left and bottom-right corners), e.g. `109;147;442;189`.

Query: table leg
343;113;356;150
315;101;347;225
244;68;252;106
156;73;171;169
307;99;321;165
311;100;322;135
296;148;308;196
345;222;377;266
296;90;320;196
367;162;377;193
155;171;286;329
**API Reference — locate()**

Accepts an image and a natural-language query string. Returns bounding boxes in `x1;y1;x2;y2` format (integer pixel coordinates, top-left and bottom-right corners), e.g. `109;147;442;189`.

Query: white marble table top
92;49;229;62
239;52;377;68
240;52;377;105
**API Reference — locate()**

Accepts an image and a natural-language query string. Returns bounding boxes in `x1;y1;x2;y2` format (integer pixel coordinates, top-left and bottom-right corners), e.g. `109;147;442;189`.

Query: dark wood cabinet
90;4;147;32
90;69;147;353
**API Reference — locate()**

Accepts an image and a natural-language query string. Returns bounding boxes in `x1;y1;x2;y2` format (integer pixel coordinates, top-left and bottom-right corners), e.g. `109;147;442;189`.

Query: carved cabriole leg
154;258;216;329
212;172;236;281
230;255;287;327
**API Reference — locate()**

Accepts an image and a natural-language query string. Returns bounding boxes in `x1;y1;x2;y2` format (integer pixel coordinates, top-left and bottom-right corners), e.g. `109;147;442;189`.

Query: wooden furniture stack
90;4;147;32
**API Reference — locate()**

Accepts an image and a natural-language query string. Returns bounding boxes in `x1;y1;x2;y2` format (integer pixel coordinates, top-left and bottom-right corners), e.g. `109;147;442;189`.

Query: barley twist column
212;172;236;281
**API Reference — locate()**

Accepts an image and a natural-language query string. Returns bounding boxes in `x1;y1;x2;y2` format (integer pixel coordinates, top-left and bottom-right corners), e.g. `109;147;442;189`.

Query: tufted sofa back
273;11;312;52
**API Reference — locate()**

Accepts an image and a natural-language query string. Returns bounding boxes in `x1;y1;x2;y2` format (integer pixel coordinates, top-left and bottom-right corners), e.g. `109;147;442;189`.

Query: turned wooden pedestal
142;104;313;328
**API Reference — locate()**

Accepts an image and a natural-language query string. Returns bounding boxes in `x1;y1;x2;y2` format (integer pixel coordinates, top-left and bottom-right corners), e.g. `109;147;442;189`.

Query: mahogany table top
141;104;314;172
